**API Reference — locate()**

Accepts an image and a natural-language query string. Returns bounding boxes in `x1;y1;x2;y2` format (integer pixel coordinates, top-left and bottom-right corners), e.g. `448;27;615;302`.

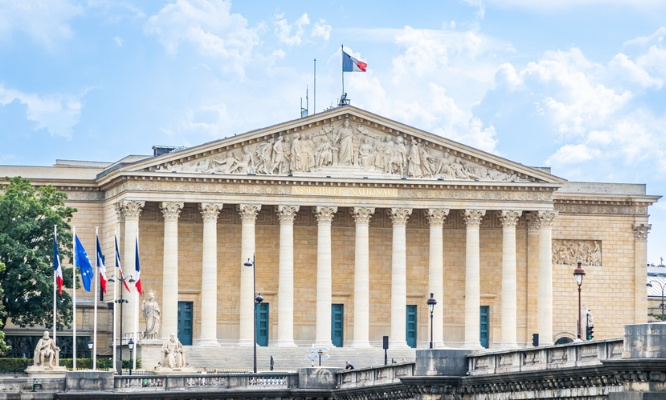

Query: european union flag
75;235;93;291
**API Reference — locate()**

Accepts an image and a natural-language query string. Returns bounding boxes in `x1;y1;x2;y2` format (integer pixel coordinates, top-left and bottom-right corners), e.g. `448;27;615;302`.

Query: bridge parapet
467;339;624;376
114;372;298;392
337;363;414;389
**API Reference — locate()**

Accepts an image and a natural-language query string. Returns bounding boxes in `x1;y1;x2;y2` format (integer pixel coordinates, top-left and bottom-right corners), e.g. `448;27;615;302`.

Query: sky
1;0;666;263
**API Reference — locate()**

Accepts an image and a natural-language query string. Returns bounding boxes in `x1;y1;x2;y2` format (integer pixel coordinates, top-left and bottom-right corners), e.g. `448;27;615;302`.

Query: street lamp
128;339;134;375
573;261;586;339
646;280;666;319
87;339;93;369
427;293;437;349
108;274;134;375
244;254;264;374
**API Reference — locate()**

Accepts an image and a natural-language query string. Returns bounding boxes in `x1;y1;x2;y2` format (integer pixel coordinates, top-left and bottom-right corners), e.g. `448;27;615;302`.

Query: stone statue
271;136;288;174
358;137;375;170
336;118;355;166
162;333;186;369
407;139;422;177
143;291;161;340
33;331;59;368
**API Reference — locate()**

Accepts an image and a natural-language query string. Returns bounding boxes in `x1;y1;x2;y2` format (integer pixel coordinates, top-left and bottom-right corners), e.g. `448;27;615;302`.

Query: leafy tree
0;177;76;333
0;261;8;355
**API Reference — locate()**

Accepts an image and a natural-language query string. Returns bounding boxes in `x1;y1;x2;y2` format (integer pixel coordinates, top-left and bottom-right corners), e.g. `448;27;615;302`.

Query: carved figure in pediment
234;146;255;174
392;137;407;176
358;137;375;170
290;134;304;172
337;118;355;166
207;152;239;174
303;133;316;171
407;139;422;177
380;137;395;173
271;136;288;174
255;139;274;174
419;143;436;176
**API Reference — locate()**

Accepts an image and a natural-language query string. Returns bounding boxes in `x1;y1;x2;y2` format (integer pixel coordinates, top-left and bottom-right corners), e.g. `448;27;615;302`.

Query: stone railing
114;372;298;391
467;339;624;376
337;363;414;389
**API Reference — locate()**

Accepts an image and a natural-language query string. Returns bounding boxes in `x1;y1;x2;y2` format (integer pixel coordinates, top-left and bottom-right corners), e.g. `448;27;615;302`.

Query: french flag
115;235;130;292
134;236;142;296
96;235;107;294
53;235;64;295
343;51;367;72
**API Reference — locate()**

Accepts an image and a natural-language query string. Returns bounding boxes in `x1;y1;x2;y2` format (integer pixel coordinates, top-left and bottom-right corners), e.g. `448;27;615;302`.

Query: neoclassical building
1;105;658;353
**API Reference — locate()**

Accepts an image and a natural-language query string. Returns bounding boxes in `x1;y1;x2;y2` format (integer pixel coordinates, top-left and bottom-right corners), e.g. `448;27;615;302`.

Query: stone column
500;210;521;348
351;207;375;348
315;206;337;346
160;202;184;339
276;205;299;347
426;208;449;348
634;223;650;324
525;212;540;344
238;204;261;347
389;208;412;348
115;201;144;342
537;210;557;346
198;203;223;346
463;209;485;349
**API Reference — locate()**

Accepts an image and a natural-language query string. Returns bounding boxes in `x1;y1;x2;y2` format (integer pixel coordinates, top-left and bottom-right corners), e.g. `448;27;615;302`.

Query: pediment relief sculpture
151;117;530;182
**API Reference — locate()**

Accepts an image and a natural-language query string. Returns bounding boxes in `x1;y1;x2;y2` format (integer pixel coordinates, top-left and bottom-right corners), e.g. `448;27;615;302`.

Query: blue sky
1;0;666;263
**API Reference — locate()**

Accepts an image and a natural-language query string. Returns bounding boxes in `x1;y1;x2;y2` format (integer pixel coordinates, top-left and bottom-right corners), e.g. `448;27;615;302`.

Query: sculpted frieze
556;203;647;216
552;239;602;266
149;116;531;182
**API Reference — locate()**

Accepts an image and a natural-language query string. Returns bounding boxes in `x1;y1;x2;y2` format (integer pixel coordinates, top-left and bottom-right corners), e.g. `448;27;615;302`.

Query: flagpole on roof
72;227;77;370
53;225;57;345
341;44;345;99
93;227;99;371
314;58;317;114
112;229;118;377
133;228;139;373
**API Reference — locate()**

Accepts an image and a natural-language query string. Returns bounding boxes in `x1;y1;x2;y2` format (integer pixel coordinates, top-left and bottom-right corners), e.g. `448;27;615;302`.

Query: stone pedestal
623;323;666;358
138;340;164;371
414;349;472;376
25;365;67;378
65;371;114;391
298;367;342;389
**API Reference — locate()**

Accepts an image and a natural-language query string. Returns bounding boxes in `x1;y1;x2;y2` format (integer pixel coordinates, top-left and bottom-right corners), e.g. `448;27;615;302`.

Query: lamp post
244;254;264;374
108;274;134;375
128;339;134;375
573;261;586;339
427;293;437;349
646;280;666;319
87;339;93;369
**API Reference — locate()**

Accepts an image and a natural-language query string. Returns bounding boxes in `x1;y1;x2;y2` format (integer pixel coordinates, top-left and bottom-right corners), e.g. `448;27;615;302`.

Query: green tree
0;177;76;333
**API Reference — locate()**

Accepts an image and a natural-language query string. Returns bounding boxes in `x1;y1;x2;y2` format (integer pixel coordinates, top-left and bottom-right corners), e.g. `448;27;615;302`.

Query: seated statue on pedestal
33;331;59;368
162;333;186;368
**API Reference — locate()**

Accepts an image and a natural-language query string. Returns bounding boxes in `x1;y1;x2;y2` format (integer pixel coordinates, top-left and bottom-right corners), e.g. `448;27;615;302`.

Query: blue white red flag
53;235;64;295
96;234;107;294
134;236;142;296
115;235;130;292
74;235;94;292
343;51;367;72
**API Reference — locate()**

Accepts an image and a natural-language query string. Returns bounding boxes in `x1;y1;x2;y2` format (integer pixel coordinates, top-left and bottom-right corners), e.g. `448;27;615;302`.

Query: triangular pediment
118;106;564;184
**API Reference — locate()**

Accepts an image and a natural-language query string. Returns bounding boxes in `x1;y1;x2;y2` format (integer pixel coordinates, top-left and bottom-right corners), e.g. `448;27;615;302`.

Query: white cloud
546;144;599;165
312;18;331;41
273;13;310;46
0;85;82;138
0;0;83;49
480;0;666;13
144;0;260;77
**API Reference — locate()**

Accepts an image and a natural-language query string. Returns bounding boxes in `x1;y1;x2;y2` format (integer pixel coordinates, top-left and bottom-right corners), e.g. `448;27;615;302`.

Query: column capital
634;223;651;240
538;210;558;228
199;203;223;222
426;208;449;226
500;210;521;228
352;207;375;225
525;212;540;230
276;205;300;224
388;208;412;226
315;206;338;224
463;209;486;227
160;202;184;221
116;200;145;221
237;204;261;223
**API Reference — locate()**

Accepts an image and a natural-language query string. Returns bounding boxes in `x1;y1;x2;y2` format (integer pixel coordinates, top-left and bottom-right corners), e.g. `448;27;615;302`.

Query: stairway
185;345;417;372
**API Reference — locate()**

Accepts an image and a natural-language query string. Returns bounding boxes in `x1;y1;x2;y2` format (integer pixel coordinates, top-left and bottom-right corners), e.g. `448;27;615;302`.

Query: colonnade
115;200;558;348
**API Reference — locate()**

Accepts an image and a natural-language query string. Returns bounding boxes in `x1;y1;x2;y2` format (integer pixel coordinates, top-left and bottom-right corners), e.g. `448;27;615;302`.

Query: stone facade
0;105;658;355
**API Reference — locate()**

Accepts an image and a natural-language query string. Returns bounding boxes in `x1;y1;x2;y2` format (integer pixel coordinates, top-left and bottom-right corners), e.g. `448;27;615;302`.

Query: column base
462;341;484;350
389;341;409;349
194;339;221;347
237;339;254;347
314;340;334;348
497;342;519;350
432;341;448;349
349;341;373;348
275;340;298;348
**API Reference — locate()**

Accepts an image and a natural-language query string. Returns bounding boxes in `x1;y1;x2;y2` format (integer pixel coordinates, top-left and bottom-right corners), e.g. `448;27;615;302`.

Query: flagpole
93;227;99;371
72;227;77;370
53;225;57;345
112;230;118;375
341;44;345;98
314;58;317;114
133;228;138;373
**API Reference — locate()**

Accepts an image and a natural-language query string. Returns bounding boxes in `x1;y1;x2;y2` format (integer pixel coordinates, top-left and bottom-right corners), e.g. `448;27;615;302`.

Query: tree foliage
0;177;76;332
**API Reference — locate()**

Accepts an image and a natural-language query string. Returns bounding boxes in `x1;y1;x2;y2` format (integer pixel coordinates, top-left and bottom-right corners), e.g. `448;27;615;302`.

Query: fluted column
427;208;449;348
315;206;337;346
115;201;144;342
634;223;651;323
389;207;412;348
500;210;521;348
463;209;485;348
238;204;261;347
276;205;299;347
160;202;184;339
537;210;557;346
351;207;375;348
525;213;540;343
198;203;223;346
